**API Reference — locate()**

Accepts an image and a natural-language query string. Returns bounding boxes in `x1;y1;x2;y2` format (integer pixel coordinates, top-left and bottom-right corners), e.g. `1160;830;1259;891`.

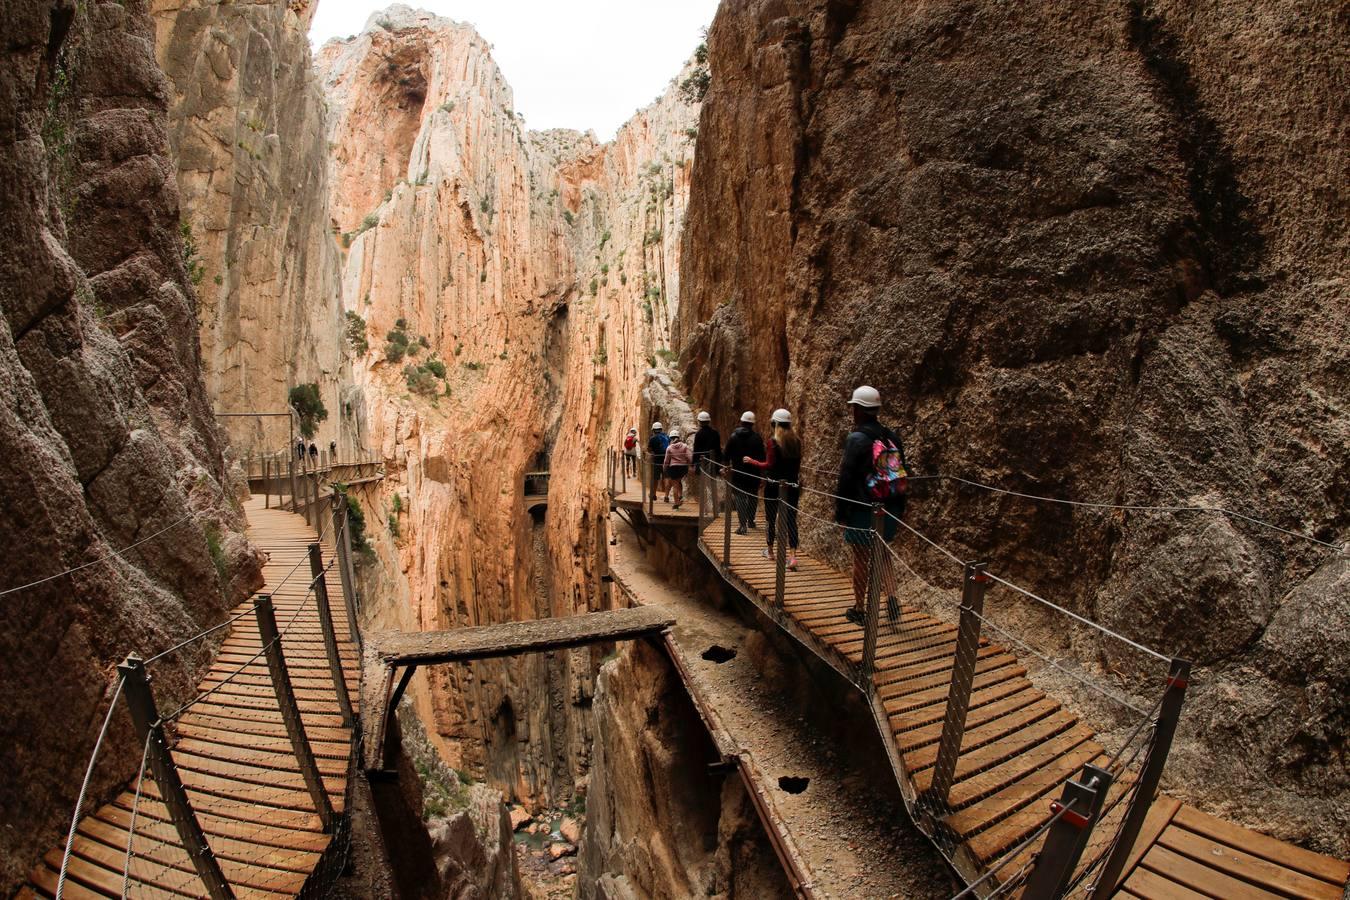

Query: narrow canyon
1;1;1346;899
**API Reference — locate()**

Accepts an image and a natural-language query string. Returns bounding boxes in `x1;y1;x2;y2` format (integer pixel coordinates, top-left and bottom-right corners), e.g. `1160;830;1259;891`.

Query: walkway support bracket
859;513;884;686
1024;763;1114;898
309;543;355;726
927;561;989;810
1090;657;1192;897
773;482;788;613
118;655;235;900
254;594;336;831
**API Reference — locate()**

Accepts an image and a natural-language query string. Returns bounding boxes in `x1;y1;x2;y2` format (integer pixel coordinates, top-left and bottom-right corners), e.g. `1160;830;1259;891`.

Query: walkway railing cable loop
949;797;1078;899
55;673;127;900
3;512;196;599
120;728;155;899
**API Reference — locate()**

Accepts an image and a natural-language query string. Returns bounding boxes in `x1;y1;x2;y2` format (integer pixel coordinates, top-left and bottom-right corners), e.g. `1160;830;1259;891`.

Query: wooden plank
912;710;1080;793
944;746;1105;842
947;727;1099;809
1124;864;1212;900
1108;796;1182;891
1158;823;1343;900
370;606;674;665
1141;844;1285;900
1170;804;1350;888
905;698;1062;771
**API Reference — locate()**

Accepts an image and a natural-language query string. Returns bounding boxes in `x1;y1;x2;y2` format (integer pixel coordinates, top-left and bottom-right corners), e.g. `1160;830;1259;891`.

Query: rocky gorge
1;0;1346;897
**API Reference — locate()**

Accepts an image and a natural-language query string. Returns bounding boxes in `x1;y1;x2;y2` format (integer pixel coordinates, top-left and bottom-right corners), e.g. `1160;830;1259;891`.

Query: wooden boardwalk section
610;484;700;524
26;498;359;899
702;525;1349;899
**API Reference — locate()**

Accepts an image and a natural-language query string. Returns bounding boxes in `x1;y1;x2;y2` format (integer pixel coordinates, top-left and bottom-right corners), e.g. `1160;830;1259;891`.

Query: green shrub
391;493;403;514
180;221;205;286
679;66;710;104
562;210;574;226
345;311;369;355
358;212;379;234
204;525;228;588
385;341;406;363
423;358;446;378
404;364;439;395
288;383;327;438
388;514;400;537
589;278;598;297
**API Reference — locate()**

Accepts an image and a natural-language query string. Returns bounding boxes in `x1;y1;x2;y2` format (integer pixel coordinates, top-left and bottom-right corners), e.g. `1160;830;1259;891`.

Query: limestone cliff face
150;0;351;452
678;0;1348;853
0;0;260;890
316;6;699;808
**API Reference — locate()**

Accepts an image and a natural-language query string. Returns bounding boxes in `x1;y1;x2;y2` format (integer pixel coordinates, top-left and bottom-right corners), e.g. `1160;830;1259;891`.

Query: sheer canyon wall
0;0;261;889
678;0;1348;853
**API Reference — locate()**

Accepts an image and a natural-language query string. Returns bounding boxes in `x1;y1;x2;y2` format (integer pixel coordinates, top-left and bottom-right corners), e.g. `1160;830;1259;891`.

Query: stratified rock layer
0;0;259;890
678;0;1348;854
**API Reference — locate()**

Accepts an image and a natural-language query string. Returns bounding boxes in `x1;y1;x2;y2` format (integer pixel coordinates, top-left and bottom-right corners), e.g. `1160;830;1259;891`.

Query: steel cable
56;672;127;900
3;512;196;599
120;728;155;898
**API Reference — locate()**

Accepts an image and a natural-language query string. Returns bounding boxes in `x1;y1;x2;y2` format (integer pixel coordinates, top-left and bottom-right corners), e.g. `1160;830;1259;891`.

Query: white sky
310;1;720;140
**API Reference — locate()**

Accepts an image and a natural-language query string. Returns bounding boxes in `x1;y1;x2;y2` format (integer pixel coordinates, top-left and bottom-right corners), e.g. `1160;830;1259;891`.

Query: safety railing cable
55;673;127;900
3;512;196;599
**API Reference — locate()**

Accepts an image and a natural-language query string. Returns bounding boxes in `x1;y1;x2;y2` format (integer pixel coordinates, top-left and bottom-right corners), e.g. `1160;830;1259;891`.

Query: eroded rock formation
150;0;351;452
678;0;1348;854
0;0;260;889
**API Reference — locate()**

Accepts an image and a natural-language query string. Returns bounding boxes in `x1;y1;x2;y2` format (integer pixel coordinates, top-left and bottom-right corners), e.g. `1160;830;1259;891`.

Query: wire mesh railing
50;496;363;900
688;456;1191;899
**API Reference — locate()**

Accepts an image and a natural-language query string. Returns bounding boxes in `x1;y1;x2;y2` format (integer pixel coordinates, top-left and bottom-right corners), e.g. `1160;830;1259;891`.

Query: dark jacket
691;426;722;467
723;425;766;477
647;432;670;462
835;420;907;522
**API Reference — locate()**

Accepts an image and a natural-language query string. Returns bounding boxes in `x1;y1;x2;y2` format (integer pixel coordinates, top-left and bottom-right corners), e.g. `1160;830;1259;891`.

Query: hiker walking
296;437;306;461
329;439;337;464
723;411;765;533
308;441;319;469
835;385;909;628
663;429;693;508
623;428;639;477
647;422;670;501
692;411;722;475
743;408;801;570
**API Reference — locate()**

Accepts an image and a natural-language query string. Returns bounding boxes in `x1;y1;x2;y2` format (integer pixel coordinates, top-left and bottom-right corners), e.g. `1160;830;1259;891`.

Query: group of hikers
294;438;339;469
623;385;910;627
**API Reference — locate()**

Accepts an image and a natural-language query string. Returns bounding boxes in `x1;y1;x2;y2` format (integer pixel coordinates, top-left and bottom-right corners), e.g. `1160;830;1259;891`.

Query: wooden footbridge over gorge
607;451;1349;899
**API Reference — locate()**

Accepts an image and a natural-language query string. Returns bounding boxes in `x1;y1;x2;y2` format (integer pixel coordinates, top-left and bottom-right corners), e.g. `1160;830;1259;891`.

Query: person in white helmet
623;427;639;476
662;428;693;508
647;422;669;501
836;385;910;629
742;408;801;569
691;410;722;475
723;411;765;533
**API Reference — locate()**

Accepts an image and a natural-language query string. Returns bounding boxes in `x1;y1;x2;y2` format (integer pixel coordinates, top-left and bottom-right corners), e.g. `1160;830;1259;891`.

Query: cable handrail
2;512;197;599
951;797;1077;899
120;729;155;899
55;673;127;900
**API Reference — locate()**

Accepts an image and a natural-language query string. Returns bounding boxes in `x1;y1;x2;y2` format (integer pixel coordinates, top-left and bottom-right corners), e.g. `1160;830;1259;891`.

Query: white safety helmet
668;429;680;439
771;408;792;424
847;385;882;408
652;421;663;431
740;410;756;424
628;427;637;434
697;411;711;423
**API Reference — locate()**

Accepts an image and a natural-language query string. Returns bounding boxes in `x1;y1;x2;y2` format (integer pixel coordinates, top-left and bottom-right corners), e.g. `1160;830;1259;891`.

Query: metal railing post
308;543;355;725
1023;764;1114;898
262;457;270;509
288;455;297;514
722;470;732;571
621;446;627;493
860;514;884;686
330;496;362;649
927;561;989;808
1090;658;1192;897
310;472;321;527
253;595;336;831
118;655;234;900
773;482;788;612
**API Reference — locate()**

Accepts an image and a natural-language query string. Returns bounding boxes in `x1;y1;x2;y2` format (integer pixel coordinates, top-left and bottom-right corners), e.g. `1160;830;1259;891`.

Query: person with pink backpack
834;385;910;629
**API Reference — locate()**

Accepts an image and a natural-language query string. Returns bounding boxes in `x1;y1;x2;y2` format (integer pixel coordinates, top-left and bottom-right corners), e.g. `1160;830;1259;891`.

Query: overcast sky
309;1;720;140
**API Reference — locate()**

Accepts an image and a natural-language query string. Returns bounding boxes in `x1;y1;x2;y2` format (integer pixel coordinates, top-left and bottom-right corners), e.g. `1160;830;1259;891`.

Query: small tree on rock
288;383;327;439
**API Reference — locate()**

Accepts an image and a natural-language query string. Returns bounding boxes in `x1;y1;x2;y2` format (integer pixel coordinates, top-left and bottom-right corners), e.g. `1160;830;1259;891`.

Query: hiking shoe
887;596;902;633
787;553;797;570
748;520;758;529
672;501;681;509
761;547;772;560
735;526;747;535
845;607;867;627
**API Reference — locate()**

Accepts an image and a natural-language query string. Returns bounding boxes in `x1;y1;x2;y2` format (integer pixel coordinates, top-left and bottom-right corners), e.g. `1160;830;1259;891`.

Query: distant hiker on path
329;439;337;463
647;422;669;501
692;411;722;474
308;441;319;469
743;408;801;570
835;385;909;629
663;429;693;508
623;428;639;476
723;411;765;533
296;438;306;461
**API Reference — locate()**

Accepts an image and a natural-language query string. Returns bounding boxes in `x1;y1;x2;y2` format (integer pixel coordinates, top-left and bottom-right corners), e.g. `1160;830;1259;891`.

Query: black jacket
835;420;907;522
723;425;765;476
691;426;722;467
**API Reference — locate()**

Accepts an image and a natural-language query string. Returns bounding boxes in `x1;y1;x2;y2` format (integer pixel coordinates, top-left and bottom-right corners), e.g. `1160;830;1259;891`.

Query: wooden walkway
26;498;359;899
702;526;1349;899
610;485;700;524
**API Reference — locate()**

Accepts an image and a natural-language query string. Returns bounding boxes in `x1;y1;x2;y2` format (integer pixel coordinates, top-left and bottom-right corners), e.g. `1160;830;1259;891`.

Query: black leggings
763;484;800;549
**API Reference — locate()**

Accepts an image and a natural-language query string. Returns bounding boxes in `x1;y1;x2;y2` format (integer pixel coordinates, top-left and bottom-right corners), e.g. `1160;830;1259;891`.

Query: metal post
118;655;234;900
310;472;322;528
288;455;297;515
640;449;648;505
1023;764;1114;898
253;595;336;831
722;470;732;571
308;543;355;725
927;561;989;808
773;482;788;611
263;457;270;509
1090;658;1192;897
860;511;884;686
621;445;627;493
330;496;362;649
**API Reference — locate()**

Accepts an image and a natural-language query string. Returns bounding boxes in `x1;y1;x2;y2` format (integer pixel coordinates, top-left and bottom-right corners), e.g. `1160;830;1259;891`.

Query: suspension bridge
606;449;1349;899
